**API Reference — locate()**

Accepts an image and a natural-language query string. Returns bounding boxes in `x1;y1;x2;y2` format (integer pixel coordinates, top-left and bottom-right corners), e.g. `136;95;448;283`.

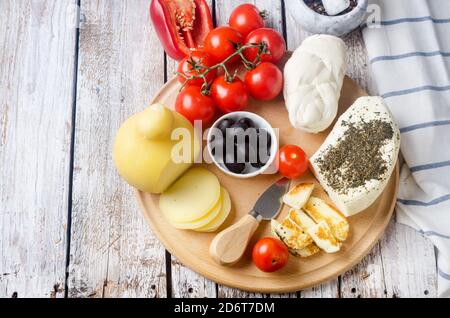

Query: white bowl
291;0;368;37
207;112;278;179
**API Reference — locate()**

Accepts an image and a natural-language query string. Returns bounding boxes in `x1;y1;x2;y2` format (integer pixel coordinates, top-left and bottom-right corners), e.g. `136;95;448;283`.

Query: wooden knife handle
209;214;260;266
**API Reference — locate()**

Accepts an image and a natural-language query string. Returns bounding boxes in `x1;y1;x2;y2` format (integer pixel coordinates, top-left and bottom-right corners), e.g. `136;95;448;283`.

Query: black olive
216;118;235;134
232;120;249;131
225;162;246;174
251;161;266;168
238;117;255;129
223;142;246;174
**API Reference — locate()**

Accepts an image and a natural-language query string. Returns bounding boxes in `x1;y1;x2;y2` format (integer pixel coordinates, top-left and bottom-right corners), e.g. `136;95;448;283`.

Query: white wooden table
0;0;438;298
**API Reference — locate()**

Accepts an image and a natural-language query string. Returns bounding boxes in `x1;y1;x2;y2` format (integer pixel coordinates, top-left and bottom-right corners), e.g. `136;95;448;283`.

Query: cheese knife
209;177;291;266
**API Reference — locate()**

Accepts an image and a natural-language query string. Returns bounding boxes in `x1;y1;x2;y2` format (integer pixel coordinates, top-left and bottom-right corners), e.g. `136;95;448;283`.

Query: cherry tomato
210;75;249;113
229;4;265;38
244;62;283;101
177;51;217;87
277;145;309;179
204;26;243;64
175;86;215;125
252;237;289;273
244;28;286;64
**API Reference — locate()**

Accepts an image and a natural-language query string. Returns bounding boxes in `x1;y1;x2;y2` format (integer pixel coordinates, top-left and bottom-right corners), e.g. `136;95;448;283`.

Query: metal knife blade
251;177;291;221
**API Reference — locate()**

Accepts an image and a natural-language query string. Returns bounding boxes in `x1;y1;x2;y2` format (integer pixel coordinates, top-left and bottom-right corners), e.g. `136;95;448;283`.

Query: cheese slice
195;187;231;232
287;208;316;230
160;168;221;223
306;221;341;253
310;96;400;216
283;183;315;210
170;196;222;230
288;209;341;253
304;197;349;242
271;220;318;257
271;219;312;251
296;244;321;258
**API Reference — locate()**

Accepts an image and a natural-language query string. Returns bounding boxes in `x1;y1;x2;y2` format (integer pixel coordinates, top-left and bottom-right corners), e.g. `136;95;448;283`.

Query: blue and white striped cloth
362;0;450;297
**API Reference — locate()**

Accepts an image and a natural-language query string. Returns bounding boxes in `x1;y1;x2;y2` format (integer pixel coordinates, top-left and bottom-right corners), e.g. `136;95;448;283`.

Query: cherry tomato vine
177;41;270;95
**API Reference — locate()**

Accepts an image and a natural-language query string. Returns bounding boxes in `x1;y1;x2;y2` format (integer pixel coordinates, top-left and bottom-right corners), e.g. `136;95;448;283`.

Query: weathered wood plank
171;256;217;298
0;0;77;298
163;1;218;296
340;244;387;298
300;280;340;298
67;0;167;298
379;219;437;298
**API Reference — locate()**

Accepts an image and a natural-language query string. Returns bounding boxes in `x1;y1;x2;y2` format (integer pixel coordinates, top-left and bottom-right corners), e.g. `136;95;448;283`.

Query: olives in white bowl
207;112;278;178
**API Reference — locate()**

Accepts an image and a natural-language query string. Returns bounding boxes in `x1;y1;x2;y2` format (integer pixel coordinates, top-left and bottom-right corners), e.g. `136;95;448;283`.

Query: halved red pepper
150;0;214;61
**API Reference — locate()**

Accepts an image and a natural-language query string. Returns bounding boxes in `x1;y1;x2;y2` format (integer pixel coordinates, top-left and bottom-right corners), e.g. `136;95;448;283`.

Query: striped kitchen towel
362;0;450;297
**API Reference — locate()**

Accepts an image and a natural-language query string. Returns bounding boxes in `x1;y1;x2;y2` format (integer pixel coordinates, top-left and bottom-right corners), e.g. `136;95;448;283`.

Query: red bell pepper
150;0;214;61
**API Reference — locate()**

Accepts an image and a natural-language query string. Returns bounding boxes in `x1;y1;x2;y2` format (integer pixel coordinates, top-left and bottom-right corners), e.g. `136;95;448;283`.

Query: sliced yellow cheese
304;196;349;242
195;187;232;233
160;168;221;223
170;197;222;229
283;183;314;210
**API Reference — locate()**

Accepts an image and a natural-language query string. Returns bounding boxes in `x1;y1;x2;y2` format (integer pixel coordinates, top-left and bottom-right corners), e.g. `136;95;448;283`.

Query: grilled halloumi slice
283;183;315;210
271;220;319;257
287;208;316;230
304;197;349;242
296;243;321;258
271;219;312;251
288;209;341;253
306;221;341;253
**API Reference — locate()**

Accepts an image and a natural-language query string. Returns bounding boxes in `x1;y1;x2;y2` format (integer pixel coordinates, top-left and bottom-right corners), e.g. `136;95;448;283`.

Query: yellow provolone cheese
170;197;222;229
160;168;221;223
195;187;231;232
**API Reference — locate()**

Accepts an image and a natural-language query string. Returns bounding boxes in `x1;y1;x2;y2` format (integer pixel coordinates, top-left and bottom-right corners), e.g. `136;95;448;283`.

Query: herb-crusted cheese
310;96;400;217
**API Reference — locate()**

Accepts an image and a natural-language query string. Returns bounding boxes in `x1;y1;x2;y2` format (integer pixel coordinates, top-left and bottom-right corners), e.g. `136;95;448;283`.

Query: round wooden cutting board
136;74;399;293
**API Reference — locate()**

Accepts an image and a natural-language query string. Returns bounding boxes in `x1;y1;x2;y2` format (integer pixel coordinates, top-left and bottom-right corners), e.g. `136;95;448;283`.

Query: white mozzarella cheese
284;35;348;133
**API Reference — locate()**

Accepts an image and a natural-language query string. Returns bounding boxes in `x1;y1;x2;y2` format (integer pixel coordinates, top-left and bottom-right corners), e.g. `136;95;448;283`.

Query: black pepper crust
315;119;394;195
